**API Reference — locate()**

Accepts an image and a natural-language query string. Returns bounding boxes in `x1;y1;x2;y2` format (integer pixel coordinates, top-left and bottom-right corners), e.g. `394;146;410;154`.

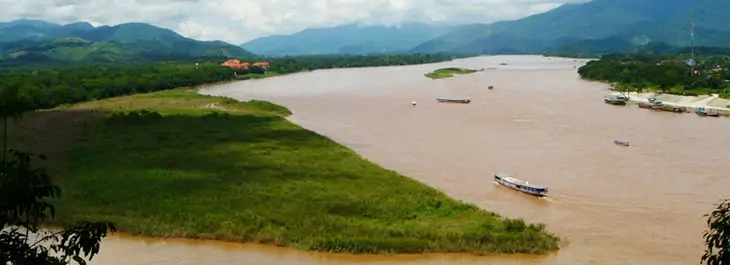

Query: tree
0;84;116;265
702;199;730;265
248;66;266;74
0;84;27;163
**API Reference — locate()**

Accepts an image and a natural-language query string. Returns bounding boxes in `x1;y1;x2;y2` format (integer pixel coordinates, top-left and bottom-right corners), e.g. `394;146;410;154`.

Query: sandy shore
608;91;730;113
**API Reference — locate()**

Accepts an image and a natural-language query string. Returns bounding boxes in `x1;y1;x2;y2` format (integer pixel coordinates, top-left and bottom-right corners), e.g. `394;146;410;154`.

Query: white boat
494;173;548;197
437;98;471;104
614;140;630;146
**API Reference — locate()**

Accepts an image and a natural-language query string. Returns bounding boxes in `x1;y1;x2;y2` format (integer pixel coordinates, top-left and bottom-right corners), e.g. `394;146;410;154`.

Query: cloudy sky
2;0;589;44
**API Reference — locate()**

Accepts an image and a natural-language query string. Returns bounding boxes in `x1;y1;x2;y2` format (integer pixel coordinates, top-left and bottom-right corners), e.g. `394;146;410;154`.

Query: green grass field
424;67;479;79
9;89;558;255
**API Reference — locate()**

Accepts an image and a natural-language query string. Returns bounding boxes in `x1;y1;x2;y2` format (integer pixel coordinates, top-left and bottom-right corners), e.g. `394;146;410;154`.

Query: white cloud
0;0;589;44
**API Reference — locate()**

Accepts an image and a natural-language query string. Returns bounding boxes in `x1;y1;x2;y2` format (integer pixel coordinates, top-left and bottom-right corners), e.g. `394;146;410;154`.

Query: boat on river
437;98;471;104
614;140;630;146
488;85;494;89
696;107;720;117
637;101;664;109
494;173;548;197
604;97;627;105
659;105;687;113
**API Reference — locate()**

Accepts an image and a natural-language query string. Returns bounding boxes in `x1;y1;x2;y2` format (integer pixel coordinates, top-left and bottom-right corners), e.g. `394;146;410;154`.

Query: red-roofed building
252;61;270;68
221;59;251;69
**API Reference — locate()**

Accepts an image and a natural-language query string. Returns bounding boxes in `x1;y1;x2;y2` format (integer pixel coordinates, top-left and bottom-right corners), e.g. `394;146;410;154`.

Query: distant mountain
0;19;253;66
410;0;730;55
241;23;454;56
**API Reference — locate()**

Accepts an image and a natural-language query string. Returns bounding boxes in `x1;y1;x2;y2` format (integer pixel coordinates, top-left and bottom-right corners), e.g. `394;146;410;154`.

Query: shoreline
12;87;560;256
607;91;730;114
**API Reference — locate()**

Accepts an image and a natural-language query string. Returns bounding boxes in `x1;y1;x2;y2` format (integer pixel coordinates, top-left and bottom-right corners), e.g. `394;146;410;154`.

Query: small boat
614;140;630;146
638;101;664;109
658;105;686;113
637;102;653;109
696;108;720;117
667;106;687;113
494;173;548;197
604;97;627;105
437;98;471;104
488;86;494;90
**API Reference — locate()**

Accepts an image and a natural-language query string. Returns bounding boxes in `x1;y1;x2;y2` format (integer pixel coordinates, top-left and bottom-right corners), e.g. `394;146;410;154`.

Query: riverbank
607;91;730;114
425;67;480;79
9;88;559;255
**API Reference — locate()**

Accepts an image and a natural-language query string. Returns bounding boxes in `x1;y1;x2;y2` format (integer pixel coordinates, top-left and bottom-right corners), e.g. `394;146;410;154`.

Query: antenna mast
690;20;695;76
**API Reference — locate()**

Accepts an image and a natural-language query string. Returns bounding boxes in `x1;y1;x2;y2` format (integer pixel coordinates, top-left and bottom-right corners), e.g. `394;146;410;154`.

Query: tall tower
690;20;695;76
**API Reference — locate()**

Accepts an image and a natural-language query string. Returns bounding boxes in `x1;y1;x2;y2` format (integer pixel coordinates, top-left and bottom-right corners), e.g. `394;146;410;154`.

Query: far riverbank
607;91;730;114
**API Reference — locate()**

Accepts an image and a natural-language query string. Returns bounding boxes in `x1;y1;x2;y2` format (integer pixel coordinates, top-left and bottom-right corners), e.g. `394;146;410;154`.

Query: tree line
265;53;457;74
0;53;456;111
578;52;730;96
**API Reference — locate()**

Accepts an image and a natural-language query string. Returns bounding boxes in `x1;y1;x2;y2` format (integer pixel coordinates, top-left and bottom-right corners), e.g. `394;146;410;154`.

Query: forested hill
409;0;730;55
240;23;453;56
0;19;253;66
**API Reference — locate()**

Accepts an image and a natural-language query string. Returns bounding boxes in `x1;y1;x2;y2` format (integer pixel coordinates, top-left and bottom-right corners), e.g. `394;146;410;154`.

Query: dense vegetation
424;67;479;79
266;54;457;74
577;52;730;97
1;86;115;265
0;53;455;110
702;199;729;265
5;86;560;255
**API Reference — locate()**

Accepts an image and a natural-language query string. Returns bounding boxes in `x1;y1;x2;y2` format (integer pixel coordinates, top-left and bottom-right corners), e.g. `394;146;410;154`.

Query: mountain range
240;23;454;56
242;0;730;56
0;19;253;66
412;0;730;55
2;0;730;66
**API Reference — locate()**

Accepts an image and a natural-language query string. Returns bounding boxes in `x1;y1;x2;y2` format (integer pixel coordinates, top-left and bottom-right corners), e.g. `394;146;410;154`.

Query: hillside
410;0;730;55
0;20;253;65
241;23;453;56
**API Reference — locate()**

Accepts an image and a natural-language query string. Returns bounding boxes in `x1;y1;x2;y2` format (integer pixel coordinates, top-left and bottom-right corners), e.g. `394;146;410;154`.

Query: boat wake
539;196;556;203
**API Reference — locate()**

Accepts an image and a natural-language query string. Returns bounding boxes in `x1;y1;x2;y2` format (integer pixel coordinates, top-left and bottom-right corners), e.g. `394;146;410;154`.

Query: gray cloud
0;0;590;44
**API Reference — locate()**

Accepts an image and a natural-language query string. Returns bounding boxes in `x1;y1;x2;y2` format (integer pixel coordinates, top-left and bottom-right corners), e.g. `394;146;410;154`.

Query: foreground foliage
0;53;454;111
9;89;559;255
577;52;730;98
1;150;116;265
702;199;730;265
1;85;115;265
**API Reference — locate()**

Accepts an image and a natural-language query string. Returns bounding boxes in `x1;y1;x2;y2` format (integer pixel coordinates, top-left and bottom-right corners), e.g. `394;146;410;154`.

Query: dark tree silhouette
0;84;116;265
702;199;730;265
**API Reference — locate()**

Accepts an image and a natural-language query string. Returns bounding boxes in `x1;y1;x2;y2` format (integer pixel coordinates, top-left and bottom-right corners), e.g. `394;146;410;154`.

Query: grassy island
10;89;558;255
425;67;480;79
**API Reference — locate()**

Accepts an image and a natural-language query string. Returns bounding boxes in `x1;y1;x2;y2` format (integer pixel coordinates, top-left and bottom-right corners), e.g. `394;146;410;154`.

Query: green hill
0;20;253;66
410;0;730;55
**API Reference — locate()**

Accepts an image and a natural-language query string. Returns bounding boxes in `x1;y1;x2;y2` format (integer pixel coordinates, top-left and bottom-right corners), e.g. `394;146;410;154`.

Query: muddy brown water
89;55;730;265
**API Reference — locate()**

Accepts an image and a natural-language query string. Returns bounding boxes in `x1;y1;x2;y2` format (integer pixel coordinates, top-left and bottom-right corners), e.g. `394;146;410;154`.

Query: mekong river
89;55;730;265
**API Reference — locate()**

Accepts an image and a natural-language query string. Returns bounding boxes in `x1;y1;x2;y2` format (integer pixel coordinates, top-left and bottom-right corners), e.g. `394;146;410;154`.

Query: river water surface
90;55;730;265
